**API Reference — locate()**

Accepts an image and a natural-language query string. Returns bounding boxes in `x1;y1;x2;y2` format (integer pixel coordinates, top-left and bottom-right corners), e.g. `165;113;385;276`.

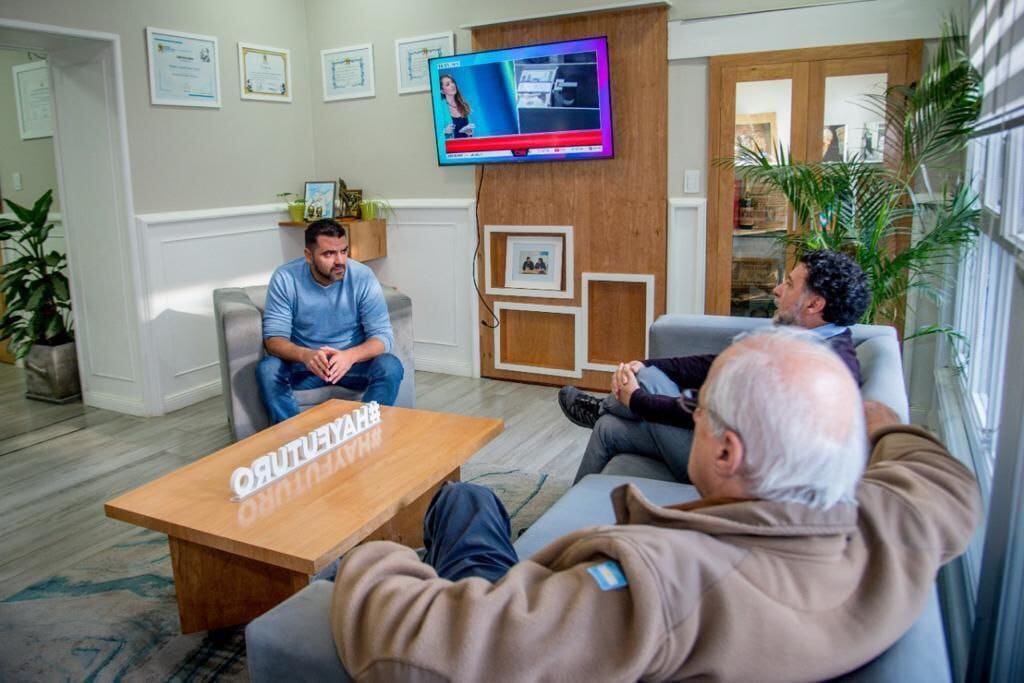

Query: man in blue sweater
256;219;403;424
560;249;870;483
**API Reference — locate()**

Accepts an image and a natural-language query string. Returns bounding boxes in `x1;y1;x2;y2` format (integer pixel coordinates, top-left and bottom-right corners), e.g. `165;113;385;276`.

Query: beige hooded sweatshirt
331;425;981;682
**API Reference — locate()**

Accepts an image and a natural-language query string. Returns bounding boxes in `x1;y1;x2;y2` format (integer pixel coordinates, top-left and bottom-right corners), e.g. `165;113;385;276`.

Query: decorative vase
288;202;306;222
25;340;81;403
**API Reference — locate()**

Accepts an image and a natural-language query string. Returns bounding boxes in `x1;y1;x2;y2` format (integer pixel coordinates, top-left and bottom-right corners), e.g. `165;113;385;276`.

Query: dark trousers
423;482;519;582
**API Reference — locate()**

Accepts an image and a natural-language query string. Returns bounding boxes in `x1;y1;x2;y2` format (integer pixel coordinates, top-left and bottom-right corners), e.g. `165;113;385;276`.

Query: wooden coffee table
104;400;503;633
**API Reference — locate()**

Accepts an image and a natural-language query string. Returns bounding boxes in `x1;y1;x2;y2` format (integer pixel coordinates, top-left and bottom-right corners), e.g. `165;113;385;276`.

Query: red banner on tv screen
445;130;603;154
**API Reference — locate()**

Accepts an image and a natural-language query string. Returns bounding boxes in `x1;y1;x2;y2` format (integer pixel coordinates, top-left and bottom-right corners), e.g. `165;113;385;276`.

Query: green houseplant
276;191;306;222
0;189;80;402
726;22;981;339
358;197;394;221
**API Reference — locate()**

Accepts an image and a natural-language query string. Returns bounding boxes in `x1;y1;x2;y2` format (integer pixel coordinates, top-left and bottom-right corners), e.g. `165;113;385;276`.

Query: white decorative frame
484;225;574;299
238;42;292;102
581;273;655;372
493;302;583;379
12;61;52;139
321;43;375;102
504;235;563;290
395;31;454;94
146;27;221;108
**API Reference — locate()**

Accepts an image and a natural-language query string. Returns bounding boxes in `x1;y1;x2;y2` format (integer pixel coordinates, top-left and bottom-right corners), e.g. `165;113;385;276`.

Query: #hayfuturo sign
230;401;382;500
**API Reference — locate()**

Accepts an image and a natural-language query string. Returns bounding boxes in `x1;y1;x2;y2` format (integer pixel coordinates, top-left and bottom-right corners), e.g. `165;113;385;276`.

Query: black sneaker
558;386;601;429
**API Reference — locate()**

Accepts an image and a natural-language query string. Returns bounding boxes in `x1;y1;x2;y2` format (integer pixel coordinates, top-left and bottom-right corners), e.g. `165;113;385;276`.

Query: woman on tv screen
440;74;475;138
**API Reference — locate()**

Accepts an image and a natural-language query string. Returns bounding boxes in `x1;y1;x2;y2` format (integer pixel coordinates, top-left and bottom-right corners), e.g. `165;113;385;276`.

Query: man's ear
304;246;313;263
804;293;826;318
712;430;745;479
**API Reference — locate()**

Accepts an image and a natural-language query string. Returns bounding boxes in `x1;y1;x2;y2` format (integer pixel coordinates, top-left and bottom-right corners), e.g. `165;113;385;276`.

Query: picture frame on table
238;42;292;102
322;44;375;101
504;236;563;291
395;31;454;94
303;181;338;221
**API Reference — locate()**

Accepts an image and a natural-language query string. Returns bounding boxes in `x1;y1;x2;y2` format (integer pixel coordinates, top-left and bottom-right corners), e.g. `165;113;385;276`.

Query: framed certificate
321;44;375;102
12;61;52;139
146;27;220;108
239;42;292;102
395;32;454;94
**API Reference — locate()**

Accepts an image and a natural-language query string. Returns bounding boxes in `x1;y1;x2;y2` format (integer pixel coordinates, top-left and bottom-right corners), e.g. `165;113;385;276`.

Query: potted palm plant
727;21;981;341
0;189;79;402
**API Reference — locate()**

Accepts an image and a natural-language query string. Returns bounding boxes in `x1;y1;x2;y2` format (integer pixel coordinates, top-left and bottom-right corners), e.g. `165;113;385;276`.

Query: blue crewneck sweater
262;257;394;354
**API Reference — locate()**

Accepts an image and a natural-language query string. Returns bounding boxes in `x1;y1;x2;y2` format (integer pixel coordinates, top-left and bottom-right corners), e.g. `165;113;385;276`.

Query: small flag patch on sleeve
587;560;628;590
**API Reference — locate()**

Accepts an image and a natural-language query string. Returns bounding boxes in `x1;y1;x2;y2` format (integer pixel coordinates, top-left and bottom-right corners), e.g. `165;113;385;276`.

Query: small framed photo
395;31;454;94
340;188;363;218
239;42;292;102
322;44;375;102
822;123;847;163
505;236;563;291
735;112;777;163
303;181;337;221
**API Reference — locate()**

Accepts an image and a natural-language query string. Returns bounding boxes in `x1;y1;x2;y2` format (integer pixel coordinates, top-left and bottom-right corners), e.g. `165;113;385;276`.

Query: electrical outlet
13;172;23;191
684;169;700;194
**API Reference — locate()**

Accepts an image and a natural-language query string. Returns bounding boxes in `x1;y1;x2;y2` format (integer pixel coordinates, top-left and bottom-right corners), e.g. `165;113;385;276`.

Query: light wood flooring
0;364;592;601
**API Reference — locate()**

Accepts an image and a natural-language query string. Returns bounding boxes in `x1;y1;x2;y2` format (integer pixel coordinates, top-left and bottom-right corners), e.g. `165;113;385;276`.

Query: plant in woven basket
0;189;74;359
723;20;981;340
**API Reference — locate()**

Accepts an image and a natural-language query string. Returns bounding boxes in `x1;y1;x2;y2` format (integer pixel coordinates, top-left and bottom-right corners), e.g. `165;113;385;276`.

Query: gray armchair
213;284;414;441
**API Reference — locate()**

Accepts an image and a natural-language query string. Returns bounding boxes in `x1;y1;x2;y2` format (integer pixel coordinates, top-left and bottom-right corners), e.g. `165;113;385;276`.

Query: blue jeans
573;366;694;484
256;352;404;424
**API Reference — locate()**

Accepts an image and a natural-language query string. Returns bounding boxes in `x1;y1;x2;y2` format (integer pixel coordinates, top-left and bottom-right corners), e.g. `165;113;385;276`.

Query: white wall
0;49;60;211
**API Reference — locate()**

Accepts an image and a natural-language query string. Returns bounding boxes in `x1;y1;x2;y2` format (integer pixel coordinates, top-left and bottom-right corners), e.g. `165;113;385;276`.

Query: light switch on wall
684;169;700;194
13;172;23;191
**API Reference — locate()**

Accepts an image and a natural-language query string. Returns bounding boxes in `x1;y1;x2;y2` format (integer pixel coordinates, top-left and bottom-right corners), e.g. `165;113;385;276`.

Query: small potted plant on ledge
276;191;306;222
0;189;80;402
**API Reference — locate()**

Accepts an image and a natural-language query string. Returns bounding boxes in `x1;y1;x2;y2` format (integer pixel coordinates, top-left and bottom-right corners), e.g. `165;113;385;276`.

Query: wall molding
493;301;583;379
483;224;575;300
667;197;707;315
581;272;655;372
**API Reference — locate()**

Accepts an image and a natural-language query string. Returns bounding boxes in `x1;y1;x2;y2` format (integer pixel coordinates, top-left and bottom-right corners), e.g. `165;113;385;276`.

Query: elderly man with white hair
326;329;980;682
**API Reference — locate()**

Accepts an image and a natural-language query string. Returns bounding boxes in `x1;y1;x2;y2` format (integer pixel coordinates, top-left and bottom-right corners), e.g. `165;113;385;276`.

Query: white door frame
0;18;158;415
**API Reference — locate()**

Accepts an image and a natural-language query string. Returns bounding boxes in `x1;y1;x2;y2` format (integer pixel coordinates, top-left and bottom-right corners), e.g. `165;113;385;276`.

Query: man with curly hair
560;249;871;483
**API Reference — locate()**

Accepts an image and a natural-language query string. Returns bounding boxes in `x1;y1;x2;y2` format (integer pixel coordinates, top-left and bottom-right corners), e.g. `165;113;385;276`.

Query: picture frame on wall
12;61;52;139
823;123;847;162
146;27;220;107
395;31;454;94
238;42;292;102
504;236;563;291
322;43;375;101
734;112;777;163
303;181;338;221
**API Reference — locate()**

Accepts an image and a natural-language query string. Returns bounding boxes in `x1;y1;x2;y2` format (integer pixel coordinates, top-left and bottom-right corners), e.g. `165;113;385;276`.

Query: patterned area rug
0;465;569;681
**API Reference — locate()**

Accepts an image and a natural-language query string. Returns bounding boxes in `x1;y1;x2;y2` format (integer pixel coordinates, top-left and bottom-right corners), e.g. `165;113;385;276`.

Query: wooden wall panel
587;281;646;365
475;6;668;391
499;309;576;371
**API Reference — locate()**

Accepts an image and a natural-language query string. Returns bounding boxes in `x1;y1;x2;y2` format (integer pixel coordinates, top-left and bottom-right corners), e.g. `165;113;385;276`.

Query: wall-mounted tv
428;36;613;166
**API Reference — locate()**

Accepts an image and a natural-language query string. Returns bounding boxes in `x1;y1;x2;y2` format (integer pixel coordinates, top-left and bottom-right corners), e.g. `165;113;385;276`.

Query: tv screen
428;36;613;166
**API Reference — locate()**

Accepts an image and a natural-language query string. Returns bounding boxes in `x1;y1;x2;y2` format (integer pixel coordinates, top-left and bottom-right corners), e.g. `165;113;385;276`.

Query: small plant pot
288;202;306;222
25;341;81;403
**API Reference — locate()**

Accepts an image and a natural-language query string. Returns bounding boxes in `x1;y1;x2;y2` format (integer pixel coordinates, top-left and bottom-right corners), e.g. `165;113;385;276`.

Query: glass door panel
822;72;889;162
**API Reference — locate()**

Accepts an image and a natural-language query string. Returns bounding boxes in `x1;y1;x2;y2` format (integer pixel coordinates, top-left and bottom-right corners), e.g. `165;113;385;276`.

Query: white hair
702;327;867;509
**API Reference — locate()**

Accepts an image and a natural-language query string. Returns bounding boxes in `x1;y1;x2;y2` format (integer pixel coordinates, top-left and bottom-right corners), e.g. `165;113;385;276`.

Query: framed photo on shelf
303;181;337;220
340;187;363;218
504;236;563;291
146;27;220;108
395;31;454;94
322;43;375;101
12;61;52;139
735;112;777;163
239;42;292;102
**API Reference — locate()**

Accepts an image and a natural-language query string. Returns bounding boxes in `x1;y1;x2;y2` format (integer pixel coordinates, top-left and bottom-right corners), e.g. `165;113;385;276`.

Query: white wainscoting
666;198;707;315
136;203;301;413
366;199;478;378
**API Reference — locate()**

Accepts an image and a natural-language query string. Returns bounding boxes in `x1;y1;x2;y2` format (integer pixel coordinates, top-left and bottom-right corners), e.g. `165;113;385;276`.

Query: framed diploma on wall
12;61;52;140
146;27;220;108
395;32;454;94
321;44;375;102
238;42;292;102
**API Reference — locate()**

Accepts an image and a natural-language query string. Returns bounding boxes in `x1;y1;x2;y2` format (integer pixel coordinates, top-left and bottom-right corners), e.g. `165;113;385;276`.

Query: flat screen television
428;36;613;166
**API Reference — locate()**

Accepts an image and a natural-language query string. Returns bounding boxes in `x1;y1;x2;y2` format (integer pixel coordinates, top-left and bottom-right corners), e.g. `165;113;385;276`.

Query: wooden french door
706;41;922;316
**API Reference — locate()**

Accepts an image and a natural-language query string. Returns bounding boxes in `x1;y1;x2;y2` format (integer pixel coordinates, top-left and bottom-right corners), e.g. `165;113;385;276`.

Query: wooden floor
0;364;592;601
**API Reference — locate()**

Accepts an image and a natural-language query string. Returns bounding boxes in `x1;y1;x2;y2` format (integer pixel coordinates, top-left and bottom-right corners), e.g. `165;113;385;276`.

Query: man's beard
315;262;345;282
773;308;798;325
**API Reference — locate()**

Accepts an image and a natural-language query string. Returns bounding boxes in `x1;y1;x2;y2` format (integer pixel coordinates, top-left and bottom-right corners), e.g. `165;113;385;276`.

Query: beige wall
0;49;60;211
0;0;316;213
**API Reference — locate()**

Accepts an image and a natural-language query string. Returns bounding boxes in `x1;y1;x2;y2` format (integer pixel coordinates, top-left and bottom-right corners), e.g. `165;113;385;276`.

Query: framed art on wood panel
146;27;220;107
322;44;375;101
505;236;563;291
239;42;292;102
